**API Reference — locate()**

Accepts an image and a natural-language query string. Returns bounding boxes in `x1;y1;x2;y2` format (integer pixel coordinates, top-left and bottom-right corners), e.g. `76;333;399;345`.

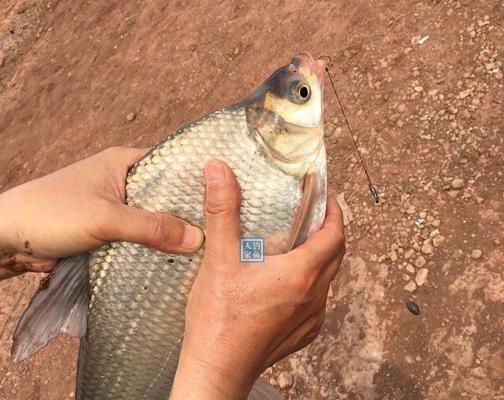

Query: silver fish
12;53;327;400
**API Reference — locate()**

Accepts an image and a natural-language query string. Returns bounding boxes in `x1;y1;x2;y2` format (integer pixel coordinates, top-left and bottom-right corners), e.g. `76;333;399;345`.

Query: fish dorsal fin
248;377;284;400
11;254;89;363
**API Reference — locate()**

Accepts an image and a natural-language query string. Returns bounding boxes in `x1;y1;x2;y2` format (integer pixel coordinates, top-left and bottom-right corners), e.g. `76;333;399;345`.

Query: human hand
170;160;346;400
0;147;204;280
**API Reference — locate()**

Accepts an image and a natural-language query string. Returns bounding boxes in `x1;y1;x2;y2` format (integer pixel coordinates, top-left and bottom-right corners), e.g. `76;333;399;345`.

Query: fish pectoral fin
248;377;284;400
288;170;320;250
11;254;89;363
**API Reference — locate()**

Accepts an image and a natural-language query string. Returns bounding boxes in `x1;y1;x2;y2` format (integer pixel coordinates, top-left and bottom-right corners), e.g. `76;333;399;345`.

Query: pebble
415;268;429;286
406;264;415;274
451;178;465;190
414;86;424;93
433;236;445;247
277;371;294;389
126;112;137;122
404;248;415;259
421;240;434;255
406;300;420;315
336;193;353;226
414;256;426;268
471;249;483;260
404;281;417;293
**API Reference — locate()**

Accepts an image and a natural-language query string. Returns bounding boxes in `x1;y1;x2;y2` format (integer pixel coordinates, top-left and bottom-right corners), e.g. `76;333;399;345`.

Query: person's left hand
0;147;204;280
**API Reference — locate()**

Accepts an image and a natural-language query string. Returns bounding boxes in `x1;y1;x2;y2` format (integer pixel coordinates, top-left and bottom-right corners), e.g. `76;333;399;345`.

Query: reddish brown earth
0;0;503;399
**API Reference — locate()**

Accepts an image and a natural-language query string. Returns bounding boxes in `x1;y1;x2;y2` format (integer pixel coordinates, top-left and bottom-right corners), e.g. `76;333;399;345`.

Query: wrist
170;349;252;400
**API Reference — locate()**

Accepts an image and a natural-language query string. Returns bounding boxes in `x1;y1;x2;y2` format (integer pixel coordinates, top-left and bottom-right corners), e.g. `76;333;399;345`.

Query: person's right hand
170;160;346;400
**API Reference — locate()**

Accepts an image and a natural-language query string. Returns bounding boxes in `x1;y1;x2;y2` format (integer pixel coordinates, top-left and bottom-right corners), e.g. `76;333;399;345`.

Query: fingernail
204;160;226;184
182;225;204;250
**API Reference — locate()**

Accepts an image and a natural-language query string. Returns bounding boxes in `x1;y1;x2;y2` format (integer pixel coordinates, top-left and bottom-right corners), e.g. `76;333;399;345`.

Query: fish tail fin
11;254;89;363
248;377;284;400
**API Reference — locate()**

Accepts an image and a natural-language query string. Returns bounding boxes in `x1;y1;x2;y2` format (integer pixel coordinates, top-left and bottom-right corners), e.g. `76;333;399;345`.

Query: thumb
106;204;204;253
203;160;241;263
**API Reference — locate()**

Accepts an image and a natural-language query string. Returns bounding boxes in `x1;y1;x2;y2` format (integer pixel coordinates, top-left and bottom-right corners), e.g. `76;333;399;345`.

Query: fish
11;53;327;400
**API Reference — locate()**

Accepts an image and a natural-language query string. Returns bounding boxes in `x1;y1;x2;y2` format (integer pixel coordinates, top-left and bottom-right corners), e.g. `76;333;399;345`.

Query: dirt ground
0;0;503;399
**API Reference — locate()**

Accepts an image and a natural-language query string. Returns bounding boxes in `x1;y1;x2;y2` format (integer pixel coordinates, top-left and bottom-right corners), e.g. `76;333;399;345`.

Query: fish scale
77;106;313;399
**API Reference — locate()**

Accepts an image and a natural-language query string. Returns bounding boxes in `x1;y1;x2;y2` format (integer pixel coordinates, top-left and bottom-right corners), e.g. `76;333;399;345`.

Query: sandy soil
0;0;503;399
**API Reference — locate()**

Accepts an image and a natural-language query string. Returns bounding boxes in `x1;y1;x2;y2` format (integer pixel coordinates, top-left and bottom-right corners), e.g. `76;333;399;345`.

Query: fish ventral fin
11;254;89;363
248;377;284;400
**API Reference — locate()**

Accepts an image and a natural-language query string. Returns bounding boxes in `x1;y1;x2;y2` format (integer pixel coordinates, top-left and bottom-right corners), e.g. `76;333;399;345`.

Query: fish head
244;53;326;168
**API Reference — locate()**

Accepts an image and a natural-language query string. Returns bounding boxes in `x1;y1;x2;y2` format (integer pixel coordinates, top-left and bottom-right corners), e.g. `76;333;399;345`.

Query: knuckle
147;215;171;246
292;271;318;302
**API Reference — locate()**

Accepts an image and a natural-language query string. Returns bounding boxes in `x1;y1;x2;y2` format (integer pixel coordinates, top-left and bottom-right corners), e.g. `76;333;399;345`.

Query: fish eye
289;80;311;104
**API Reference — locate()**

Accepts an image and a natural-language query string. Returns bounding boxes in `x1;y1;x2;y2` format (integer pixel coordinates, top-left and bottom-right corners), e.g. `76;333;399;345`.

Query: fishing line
321;55;380;204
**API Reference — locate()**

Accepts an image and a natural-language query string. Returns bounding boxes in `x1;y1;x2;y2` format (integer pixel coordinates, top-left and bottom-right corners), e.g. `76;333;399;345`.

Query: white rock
414;256;426;268
336;193;353;226
421;240;434;254
404;281;417;293
277;371;294;389
471;249;483;260
451;178;465;190
415;268;429;286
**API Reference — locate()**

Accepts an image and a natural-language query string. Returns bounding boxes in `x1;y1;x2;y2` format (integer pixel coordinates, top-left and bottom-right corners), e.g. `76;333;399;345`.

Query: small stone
406;264;415;274
336;193;353;226
421;240;434;255
277;372;294;389
414;256;426;268
414;86;424;93
451;178;465;190
471;249;483;260
495;72;503;80
404;281;417;293
459;89;472;99
433;236;445;247
406;205;416;215
404;248;415;259
126;112;137;122
405;355;414;364
406;300;420;315
415;268;429;286
389;250;398;262
432;219;441;227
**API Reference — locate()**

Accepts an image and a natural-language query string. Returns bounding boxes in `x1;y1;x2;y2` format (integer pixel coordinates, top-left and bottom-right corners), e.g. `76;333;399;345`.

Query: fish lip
292;52;326;83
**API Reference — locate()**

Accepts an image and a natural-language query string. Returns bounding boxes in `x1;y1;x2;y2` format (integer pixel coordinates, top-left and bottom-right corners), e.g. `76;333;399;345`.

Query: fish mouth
292;52;326;83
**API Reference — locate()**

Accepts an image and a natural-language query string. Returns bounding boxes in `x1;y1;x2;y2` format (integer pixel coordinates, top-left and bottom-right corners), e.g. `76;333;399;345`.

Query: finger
106;203;204;253
203;160;241;263
287;197;345;269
